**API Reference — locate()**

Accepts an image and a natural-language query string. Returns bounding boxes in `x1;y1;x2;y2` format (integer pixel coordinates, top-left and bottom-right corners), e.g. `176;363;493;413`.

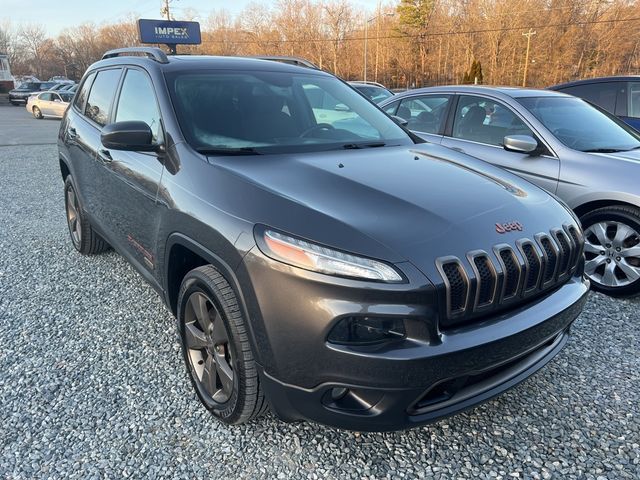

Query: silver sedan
25;91;73;119
380;86;640;296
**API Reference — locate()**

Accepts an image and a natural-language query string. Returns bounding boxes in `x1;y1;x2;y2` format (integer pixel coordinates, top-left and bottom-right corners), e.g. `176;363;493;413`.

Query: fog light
327;316;406;345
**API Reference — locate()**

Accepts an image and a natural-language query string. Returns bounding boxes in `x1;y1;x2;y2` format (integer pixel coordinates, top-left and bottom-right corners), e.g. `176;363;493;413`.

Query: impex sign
137;19;201;45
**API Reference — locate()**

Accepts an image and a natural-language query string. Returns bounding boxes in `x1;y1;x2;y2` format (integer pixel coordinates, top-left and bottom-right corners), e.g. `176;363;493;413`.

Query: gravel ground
0;115;639;478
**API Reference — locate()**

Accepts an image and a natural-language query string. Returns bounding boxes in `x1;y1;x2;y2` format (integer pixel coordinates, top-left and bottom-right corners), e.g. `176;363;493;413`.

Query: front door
441;94;560;193
99;67;166;277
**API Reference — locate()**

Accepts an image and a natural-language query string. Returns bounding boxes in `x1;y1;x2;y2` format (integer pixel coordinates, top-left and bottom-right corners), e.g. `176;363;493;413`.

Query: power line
200;15;640;45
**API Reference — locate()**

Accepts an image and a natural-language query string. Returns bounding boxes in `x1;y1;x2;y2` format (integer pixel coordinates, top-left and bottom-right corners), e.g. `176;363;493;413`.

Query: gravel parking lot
0;104;638;479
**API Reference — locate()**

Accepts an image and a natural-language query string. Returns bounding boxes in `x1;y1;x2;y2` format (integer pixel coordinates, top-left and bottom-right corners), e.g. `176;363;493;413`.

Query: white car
26;91;73;119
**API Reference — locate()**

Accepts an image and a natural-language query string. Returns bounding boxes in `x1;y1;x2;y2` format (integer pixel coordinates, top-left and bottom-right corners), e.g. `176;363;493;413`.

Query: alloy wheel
583;221;640;288
65;186;82;246
184;291;234;404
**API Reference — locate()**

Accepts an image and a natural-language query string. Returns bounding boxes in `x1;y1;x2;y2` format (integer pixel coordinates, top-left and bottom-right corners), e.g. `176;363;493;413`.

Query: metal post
363;20;368;82
522;29;536;87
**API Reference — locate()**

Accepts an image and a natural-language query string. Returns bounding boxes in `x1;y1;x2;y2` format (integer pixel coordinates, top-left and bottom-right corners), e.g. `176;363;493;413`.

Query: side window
74;72;95;111
383;100;399;116
562;83;617;113
452;95;533;146
85;68;122;127
115;69;163;143
397;95;450;134
39;93;52;101
629;82;640;118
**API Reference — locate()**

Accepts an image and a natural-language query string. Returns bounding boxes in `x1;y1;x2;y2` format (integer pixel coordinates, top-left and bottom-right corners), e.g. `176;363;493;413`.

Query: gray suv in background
381;86;640;296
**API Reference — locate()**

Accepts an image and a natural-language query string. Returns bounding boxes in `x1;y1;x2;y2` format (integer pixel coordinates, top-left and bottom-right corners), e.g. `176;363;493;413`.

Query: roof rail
251;56;319;69
102;47;169;64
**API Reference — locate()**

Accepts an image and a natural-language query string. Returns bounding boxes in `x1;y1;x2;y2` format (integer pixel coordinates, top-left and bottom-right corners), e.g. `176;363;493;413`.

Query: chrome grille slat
437;225;583;327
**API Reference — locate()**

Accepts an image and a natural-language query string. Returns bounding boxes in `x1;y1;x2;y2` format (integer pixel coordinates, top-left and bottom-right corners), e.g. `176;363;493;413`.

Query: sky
2;0;388;36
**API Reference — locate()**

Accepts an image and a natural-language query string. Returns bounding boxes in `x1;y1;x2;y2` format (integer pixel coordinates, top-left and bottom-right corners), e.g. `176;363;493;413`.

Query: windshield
519;96;640;152
166;70;413;154
353;85;393;104
18;82;39;90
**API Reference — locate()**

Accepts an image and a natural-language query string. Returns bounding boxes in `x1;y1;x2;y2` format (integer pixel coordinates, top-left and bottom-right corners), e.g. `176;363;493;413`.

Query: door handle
99;149;113;162
68;127;77;139
450;147;465;153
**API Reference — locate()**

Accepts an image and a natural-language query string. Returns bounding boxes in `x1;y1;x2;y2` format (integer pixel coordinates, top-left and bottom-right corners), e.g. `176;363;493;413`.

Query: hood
210;143;576;277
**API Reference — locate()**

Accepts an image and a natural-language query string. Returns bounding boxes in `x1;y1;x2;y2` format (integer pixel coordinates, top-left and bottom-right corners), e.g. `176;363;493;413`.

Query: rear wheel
32;106;43;119
581;205;640;296
177;265;267;425
64;176;109;254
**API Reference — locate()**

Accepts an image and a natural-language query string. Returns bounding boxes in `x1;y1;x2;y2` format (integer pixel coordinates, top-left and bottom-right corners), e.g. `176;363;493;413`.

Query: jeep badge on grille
495;221;523;234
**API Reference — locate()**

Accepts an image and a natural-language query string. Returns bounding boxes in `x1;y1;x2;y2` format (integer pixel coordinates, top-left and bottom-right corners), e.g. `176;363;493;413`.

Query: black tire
10;101;19;106
580;205;640;296
32;106;43;119
177;265;267;425
64;176;109;254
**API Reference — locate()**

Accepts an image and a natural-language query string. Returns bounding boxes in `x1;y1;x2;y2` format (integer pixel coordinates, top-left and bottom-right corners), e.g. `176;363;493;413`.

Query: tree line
1;0;639;88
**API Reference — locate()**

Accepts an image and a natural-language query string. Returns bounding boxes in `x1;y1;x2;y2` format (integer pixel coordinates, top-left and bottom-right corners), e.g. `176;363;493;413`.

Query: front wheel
32;106;43;119
581;205;640;296
177;265;267;425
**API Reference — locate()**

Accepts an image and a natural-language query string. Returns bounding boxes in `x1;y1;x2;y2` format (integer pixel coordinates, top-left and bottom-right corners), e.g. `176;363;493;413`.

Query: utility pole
364;11;394;82
161;0;172;20
522;29;536;87
364;19;369;81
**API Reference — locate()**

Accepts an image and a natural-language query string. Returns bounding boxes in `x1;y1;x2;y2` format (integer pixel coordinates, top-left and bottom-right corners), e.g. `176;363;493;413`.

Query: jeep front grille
436;224;582;326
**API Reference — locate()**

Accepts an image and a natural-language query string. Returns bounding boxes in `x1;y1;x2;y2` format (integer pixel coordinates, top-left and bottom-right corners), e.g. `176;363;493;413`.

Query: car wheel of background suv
32;106;43;119
177;265;268;425
581;205;640;296
64;176;109;254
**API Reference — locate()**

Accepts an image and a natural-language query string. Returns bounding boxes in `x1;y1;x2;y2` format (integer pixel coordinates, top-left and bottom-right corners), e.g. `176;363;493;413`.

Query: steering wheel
300;123;335;138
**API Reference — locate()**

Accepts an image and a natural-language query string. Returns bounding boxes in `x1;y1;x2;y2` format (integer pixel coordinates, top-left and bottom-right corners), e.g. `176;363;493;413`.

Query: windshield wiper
342;142;387;149
582;148;627;153
196;147;262;156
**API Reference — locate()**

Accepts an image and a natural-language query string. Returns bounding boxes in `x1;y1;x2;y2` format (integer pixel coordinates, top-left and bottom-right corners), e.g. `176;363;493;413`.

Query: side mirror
54;98;61;102
503;135;538;154
101;121;157;152
391;115;409;127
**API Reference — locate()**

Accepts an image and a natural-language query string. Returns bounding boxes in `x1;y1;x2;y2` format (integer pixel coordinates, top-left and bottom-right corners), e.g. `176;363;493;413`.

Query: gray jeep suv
57;48;588;431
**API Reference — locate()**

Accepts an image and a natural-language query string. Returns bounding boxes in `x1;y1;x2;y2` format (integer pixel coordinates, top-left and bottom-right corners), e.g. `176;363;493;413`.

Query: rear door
71;68;124;226
441;94;560;193
98;67;166;276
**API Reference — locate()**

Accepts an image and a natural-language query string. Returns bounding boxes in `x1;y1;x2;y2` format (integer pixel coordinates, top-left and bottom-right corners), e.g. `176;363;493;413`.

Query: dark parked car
8;81;57;104
58;47;588;431
549;76;640;131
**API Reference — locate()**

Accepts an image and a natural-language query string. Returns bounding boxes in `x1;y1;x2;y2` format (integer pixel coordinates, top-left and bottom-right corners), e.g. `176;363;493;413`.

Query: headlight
256;228;404;283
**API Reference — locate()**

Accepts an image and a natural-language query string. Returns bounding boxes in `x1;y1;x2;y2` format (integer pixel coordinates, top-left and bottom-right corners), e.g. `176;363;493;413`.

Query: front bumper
239;249;589;431
8;94;29;104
